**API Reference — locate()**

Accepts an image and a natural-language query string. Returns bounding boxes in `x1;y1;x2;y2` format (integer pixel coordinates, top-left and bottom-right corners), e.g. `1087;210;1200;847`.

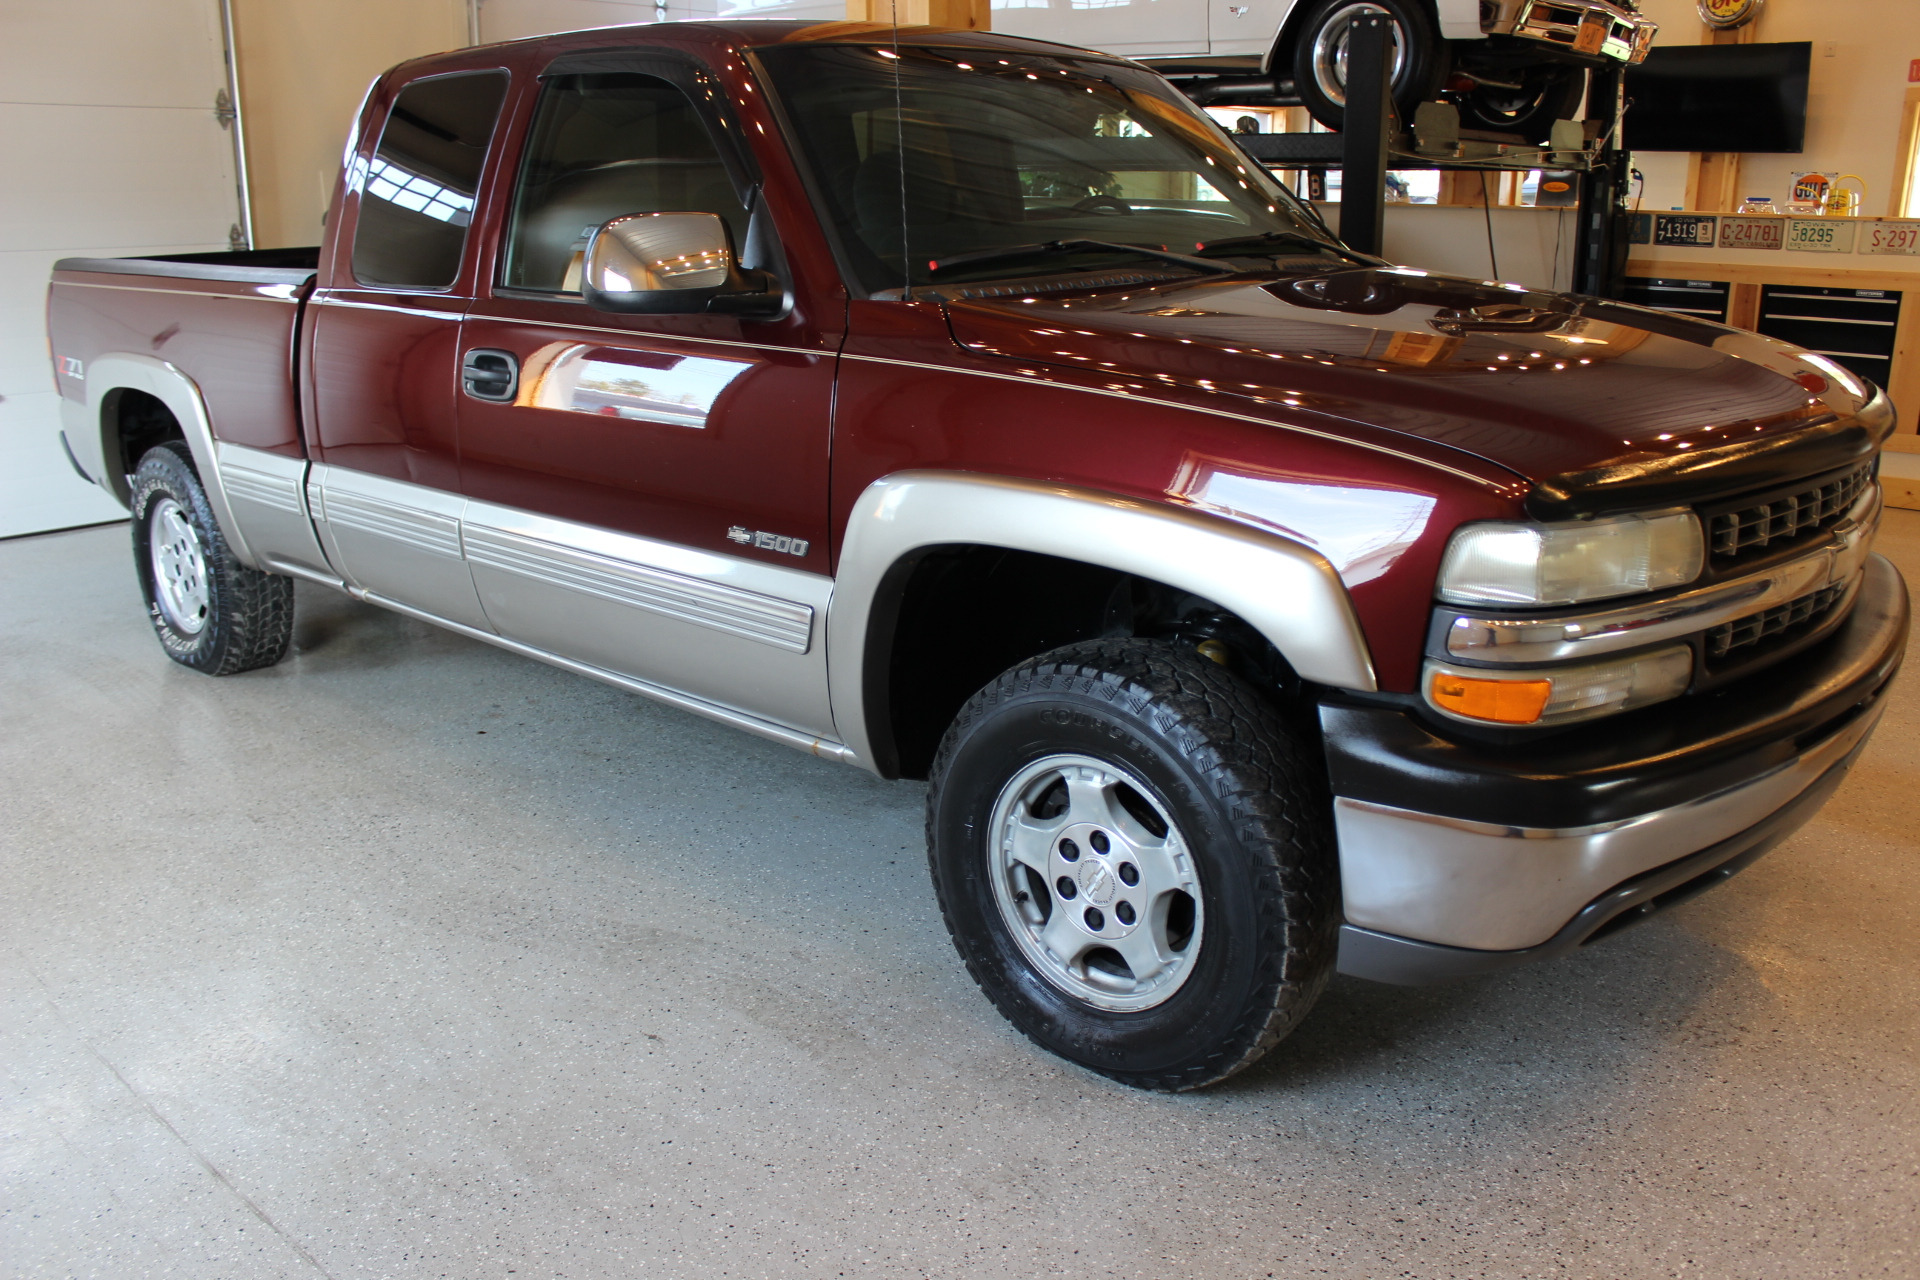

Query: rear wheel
1289;0;1449;134
130;442;294;675
927;638;1338;1090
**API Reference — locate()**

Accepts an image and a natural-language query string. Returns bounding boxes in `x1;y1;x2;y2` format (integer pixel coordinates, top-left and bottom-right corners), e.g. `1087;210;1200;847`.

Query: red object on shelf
1910;57;1920;82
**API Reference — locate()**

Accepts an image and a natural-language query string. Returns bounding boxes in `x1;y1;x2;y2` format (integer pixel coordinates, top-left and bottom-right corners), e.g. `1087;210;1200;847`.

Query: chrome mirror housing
583;212;741;314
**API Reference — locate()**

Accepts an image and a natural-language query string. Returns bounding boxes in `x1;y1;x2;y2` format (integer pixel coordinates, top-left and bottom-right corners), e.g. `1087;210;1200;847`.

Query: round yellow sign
1699;0;1763;28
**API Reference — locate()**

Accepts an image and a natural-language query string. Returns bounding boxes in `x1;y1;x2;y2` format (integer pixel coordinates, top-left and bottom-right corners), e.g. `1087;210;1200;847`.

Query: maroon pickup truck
47;20;1906;1089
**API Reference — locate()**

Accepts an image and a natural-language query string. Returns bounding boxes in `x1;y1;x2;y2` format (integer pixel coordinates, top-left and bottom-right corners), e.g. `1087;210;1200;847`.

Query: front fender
827;470;1377;775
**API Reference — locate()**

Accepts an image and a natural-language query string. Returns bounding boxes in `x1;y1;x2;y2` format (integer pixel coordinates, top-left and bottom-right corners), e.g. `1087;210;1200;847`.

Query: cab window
501;73;750;293
351;71;508;289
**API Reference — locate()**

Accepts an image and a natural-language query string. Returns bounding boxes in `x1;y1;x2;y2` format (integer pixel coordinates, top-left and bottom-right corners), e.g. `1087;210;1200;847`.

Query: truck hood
945;267;1891;517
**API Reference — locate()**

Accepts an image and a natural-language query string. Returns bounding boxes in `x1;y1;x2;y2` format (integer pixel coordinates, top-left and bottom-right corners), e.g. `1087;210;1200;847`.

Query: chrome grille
1708;463;1873;560
1707;582;1848;660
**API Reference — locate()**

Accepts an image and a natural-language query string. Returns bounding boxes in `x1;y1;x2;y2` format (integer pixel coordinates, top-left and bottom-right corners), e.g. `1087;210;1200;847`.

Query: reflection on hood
947;266;1858;495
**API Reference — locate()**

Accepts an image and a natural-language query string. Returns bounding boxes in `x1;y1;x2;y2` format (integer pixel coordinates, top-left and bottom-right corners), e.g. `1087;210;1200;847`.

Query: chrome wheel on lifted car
130;442;295;676
1290;0;1449;134
928;638;1339;1091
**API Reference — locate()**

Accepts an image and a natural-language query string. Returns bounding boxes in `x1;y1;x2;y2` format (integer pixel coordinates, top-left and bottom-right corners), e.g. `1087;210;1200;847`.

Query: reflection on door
517;342;753;427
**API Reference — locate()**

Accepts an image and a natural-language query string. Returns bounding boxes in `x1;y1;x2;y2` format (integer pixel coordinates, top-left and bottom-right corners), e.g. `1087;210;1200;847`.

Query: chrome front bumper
1328;552;1907;984
1486;0;1657;64
1337;691;1882;953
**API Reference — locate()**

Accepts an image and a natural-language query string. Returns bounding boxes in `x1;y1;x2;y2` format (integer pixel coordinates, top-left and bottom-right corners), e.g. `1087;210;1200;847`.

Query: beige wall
232;0;470;248
1632;0;1920;212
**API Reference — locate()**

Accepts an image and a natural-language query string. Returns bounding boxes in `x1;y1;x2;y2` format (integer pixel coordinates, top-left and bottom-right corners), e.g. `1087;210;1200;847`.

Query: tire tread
927;638;1338;1091
131;442;294;676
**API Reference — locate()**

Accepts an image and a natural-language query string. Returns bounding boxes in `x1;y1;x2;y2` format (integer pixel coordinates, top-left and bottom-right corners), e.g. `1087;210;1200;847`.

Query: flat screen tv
1623;42;1810;153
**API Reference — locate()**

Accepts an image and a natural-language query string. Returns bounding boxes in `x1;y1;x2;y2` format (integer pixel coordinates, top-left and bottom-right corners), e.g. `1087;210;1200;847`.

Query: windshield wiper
1194;231;1378;266
928;239;1238;280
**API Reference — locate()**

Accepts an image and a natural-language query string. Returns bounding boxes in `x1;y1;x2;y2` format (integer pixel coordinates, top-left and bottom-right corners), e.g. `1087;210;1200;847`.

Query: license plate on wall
1785;220;1857;252
1860;222;1920;255
1719;217;1784;250
1653;214;1716;246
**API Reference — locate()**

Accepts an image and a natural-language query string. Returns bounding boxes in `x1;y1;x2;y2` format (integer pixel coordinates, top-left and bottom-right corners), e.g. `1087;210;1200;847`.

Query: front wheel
927;639;1338;1090
130;442;294;675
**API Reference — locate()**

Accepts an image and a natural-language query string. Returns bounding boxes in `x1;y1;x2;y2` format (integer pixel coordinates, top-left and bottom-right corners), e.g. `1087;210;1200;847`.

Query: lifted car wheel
1289;0;1449;134
130;442;294;675
1458;64;1586;144
927;638;1338;1090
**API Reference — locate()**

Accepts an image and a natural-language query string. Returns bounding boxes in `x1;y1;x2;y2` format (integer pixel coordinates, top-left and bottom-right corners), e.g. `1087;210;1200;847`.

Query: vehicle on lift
47;21;1904;1091
741;0;1659;141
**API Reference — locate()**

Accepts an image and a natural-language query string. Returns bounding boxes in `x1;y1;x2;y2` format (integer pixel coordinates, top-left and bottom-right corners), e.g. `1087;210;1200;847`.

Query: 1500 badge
728;526;810;557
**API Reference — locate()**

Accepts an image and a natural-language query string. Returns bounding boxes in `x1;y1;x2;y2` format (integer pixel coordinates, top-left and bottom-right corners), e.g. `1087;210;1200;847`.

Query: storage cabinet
1620;276;1731;323
1753;285;1902;391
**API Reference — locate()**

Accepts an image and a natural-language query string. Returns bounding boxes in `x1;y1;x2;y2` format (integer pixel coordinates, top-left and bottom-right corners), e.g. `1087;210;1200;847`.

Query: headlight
1425;646;1693;727
1438;509;1704;607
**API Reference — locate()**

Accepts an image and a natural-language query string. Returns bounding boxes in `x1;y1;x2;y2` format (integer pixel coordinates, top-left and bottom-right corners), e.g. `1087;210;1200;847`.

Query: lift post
1220;35;1630;298
1337;9;1394;259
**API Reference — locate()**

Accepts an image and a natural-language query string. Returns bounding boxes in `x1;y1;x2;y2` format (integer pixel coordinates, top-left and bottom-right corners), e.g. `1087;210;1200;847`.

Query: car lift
1212;12;1632;297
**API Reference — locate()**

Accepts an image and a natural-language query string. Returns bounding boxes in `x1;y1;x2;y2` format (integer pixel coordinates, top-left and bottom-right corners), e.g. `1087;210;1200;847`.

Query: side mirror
581;211;782;317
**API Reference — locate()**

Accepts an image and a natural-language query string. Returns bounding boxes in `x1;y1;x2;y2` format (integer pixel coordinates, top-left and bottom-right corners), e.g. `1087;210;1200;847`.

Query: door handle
462;348;519;402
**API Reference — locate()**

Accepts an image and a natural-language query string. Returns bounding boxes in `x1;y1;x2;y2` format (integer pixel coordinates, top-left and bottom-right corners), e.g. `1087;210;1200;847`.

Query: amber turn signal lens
1428;672;1553;725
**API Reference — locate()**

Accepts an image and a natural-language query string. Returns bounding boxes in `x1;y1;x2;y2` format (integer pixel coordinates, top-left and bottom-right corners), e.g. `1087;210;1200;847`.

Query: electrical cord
1481;170;1499;281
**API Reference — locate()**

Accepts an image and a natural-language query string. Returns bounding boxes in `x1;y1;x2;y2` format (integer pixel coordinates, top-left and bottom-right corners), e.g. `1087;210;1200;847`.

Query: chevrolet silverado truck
48;20;1904;1090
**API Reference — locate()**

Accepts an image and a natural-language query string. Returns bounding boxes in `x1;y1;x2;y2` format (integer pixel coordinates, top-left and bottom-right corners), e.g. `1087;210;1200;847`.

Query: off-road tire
926;638;1339;1091
130;442;294;675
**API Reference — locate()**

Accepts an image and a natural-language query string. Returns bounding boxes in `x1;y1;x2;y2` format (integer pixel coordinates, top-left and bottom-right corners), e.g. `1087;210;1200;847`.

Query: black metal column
1573;64;1630;297
1339;9;1394;257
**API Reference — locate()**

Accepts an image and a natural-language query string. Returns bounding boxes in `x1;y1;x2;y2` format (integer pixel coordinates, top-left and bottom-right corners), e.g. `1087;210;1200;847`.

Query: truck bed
52;246;320;286
49;248;322;484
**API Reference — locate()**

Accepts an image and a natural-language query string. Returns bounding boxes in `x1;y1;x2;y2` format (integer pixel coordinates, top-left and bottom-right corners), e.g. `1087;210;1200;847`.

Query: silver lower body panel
1334;696;1887;955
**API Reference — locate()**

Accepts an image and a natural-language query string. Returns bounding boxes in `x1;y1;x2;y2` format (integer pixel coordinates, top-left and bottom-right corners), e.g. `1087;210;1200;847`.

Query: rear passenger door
454;52;838;738
306;67;509;630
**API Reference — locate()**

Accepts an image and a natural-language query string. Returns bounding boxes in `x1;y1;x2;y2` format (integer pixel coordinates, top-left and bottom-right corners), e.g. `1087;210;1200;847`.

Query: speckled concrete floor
3;513;1917;1280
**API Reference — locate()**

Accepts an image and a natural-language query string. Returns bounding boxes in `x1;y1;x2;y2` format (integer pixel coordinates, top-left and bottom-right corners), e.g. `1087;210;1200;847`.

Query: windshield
754;43;1343;293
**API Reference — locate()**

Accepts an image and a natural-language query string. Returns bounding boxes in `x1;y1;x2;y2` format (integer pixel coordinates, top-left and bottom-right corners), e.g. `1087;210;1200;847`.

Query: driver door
455;56;838;738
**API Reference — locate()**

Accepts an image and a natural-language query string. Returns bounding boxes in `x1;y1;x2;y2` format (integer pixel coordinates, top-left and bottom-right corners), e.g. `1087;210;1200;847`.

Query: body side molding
349;583;854;764
828;471;1377;776
215;443;335;579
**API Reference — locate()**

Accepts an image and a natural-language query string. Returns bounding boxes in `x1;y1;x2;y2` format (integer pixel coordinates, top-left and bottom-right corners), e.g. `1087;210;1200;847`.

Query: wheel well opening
874;546;1299;780
105;388;185;497
1266;0;1327;74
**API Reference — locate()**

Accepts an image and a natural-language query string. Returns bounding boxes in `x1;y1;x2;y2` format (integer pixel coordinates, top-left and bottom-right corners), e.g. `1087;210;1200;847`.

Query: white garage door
0;0;243;538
